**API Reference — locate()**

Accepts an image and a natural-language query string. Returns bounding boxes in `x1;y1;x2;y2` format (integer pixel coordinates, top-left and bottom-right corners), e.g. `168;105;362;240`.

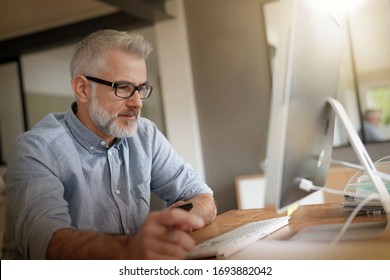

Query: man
2;29;216;259
360;109;384;142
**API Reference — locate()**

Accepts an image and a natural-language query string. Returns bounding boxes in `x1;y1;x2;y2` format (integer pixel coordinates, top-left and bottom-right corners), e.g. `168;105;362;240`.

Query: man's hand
127;209;204;259
47;208;204;260
170;194;217;231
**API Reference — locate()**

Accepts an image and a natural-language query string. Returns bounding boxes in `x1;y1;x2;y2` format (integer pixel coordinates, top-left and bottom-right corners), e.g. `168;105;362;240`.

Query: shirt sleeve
143;120;213;206
4;132;73;259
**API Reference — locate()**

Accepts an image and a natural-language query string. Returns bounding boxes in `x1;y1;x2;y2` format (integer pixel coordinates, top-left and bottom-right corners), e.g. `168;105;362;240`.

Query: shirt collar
64;102;111;154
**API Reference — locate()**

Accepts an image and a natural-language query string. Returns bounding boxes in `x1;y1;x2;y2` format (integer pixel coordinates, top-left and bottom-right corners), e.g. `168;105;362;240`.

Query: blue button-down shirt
3;103;212;259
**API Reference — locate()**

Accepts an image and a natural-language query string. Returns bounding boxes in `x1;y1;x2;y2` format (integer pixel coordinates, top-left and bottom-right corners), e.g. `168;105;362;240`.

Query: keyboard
187;216;290;259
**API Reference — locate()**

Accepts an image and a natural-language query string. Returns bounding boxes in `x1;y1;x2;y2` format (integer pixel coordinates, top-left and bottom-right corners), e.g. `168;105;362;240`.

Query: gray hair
70;29;153;78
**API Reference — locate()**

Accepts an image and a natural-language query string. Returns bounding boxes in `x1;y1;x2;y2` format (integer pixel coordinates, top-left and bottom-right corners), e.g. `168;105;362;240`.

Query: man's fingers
158;208;205;229
147;237;190;259
166;228;196;250
135;209;204;259
132;235;189;260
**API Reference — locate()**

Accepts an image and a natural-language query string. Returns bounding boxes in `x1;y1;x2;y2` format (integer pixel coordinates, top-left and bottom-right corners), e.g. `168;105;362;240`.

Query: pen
176;202;193;211
167;203;194;240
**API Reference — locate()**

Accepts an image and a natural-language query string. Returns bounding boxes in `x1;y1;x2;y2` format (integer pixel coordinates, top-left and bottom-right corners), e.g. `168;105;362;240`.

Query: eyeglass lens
116;84;152;99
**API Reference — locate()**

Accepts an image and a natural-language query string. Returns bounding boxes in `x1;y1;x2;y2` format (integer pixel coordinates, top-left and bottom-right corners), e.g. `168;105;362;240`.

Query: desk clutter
342;156;390;216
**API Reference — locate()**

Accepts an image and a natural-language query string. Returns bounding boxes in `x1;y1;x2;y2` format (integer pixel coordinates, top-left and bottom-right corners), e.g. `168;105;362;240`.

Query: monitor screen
265;0;342;213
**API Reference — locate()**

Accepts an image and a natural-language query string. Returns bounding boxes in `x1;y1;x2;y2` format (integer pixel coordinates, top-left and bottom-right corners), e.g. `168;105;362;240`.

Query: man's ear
72;75;90;104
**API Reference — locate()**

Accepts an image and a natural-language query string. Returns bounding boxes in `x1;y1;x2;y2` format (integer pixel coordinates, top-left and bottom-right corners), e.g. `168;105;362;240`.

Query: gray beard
89;96;139;138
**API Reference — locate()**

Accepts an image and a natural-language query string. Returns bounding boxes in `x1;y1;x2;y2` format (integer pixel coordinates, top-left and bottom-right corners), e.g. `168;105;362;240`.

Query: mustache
117;108;140;118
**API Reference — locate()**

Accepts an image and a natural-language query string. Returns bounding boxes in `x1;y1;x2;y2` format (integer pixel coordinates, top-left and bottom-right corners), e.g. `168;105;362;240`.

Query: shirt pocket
129;178;151;229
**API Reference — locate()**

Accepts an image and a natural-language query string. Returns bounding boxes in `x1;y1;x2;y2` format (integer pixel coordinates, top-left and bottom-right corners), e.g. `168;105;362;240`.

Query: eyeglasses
85;76;153;99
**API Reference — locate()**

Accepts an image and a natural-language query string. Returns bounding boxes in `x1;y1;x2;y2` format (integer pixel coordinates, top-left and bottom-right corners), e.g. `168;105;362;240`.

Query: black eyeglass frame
85;76;153;99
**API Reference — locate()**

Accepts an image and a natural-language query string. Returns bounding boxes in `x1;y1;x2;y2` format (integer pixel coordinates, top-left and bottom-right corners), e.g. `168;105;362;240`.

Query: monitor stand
291;98;390;243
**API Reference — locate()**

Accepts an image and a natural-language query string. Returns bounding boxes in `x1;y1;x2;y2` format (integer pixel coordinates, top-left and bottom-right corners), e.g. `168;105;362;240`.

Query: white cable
298;178;356;197
327;158;364;170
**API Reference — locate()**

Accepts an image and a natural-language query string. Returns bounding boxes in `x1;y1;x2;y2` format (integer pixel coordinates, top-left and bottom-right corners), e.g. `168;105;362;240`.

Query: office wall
183;0;272;213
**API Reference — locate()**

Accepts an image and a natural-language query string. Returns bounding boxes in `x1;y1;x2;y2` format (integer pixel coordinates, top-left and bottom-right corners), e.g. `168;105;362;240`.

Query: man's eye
117;84;133;92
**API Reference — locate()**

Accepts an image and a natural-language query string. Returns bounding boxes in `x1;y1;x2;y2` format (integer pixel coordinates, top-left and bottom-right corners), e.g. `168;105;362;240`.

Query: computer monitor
265;0;341;213
264;0;390;241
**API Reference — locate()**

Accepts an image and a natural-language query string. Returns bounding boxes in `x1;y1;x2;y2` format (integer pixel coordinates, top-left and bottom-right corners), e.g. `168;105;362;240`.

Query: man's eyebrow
115;79;149;85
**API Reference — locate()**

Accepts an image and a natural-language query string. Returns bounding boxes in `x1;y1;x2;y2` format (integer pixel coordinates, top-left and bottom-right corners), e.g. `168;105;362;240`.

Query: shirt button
100;140;106;146
115;189;121;195
89;146;94;151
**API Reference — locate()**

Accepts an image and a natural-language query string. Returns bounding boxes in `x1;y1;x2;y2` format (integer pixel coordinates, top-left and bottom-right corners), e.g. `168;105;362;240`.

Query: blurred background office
360;109;385;142
0;0;389;215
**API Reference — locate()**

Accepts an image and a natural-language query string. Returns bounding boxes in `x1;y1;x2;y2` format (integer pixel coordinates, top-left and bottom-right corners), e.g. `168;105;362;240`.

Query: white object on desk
235;174;324;210
235;175;266;209
298;189;325;206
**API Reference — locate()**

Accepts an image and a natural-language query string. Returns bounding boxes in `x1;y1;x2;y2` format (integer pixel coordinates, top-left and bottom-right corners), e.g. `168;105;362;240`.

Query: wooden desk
191;203;390;259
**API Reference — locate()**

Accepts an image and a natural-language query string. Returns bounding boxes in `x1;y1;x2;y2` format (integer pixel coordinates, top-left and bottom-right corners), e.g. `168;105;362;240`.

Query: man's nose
125;91;143;108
